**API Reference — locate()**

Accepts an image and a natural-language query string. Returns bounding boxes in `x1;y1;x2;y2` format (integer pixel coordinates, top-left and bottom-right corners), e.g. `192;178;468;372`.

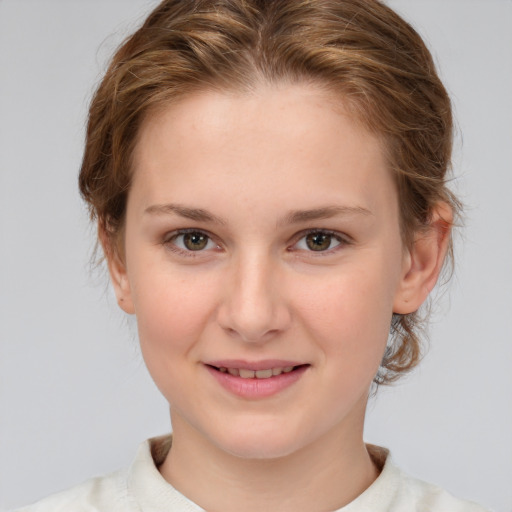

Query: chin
208;419;310;460
220;438;300;460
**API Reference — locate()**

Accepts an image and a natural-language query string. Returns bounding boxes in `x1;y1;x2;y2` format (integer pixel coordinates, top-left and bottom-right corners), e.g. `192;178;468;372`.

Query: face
112;85;415;459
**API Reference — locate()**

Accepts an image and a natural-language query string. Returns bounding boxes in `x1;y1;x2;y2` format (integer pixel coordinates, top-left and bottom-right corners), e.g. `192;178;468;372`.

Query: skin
107;84;451;511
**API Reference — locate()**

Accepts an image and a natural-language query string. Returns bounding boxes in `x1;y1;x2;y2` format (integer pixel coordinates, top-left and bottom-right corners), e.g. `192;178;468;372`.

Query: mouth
204;360;310;398
206;364;309;379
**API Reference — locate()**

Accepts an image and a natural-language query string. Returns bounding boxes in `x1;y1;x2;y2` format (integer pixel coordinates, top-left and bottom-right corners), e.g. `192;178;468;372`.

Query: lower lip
205;365;309;399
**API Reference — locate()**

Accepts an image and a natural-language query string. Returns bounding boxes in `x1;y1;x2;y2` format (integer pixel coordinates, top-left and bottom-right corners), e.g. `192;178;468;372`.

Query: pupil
306;232;331;251
184;232;208;250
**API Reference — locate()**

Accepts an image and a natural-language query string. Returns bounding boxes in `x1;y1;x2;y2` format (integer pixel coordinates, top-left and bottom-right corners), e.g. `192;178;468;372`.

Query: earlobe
393;202;453;314
99;224;135;315
107;254;136;315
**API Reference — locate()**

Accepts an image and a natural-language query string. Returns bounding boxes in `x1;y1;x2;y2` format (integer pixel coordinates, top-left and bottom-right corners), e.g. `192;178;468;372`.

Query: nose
217;252;292;343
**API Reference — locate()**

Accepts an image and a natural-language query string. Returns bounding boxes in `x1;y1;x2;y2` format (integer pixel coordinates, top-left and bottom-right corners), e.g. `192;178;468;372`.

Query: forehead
130;84;397;220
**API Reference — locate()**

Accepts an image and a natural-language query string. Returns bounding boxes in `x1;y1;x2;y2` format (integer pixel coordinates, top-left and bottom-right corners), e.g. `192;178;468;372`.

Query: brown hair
79;0;459;385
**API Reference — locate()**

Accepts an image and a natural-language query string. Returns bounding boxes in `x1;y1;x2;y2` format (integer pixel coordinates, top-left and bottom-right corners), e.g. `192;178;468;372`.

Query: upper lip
205;359;307;371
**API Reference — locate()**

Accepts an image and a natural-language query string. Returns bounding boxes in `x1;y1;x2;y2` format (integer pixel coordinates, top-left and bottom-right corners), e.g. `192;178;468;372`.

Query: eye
166;230;218;253
293;230;345;252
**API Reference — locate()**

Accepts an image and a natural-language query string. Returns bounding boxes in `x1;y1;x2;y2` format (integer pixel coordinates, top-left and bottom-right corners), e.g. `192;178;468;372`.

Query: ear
393;202;453;314
99;223;135;315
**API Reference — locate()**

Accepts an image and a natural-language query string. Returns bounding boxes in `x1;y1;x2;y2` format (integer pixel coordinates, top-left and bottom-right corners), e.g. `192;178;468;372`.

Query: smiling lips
205;362;309;398
217;366;296;379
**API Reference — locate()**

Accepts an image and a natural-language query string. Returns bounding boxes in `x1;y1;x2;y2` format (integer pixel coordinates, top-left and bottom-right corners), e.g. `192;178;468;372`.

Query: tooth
283;366;294;373
239;369;256;379
255;369;273;379
219;367;227;373
228;368;240;376
272;367;283;376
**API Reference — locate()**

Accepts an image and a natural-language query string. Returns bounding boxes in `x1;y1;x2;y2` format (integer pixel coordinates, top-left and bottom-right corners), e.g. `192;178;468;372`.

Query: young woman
16;1;491;510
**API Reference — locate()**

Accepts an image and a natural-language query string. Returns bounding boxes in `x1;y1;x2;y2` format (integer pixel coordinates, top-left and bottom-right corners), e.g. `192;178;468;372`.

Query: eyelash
289;229;351;255
163;228;351;258
163;228;220;258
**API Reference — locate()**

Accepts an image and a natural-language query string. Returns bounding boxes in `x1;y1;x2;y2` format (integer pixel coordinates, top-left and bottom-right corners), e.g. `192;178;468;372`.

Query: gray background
0;1;510;510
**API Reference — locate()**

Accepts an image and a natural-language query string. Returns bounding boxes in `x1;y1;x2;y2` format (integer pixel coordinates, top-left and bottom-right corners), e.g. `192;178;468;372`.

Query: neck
159;408;379;512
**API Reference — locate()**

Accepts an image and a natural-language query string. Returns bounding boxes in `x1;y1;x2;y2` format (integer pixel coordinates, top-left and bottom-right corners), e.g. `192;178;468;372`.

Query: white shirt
16;436;490;512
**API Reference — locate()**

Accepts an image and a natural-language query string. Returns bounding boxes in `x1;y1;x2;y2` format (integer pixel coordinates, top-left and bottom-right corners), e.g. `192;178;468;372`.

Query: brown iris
183;232;209;251
305;232;333;251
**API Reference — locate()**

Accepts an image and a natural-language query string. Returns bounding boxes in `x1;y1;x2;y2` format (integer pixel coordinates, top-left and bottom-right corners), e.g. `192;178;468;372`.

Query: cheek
292;261;395;362
130;269;222;403
131;267;220;358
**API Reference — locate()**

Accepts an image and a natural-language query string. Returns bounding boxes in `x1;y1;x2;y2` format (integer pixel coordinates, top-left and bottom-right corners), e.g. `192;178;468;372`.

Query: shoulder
395;469;491;512
342;445;491;512
14;436;198;512
13;468;134;512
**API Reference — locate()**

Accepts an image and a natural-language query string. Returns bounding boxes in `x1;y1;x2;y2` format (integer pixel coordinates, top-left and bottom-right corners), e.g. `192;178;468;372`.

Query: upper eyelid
291;228;351;244
288;229;352;255
164;227;216;242
163;228;220;252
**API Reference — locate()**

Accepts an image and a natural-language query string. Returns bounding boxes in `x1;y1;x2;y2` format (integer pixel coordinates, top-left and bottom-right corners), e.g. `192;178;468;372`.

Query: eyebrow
144;203;228;225
278;205;373;226
144;203;372;226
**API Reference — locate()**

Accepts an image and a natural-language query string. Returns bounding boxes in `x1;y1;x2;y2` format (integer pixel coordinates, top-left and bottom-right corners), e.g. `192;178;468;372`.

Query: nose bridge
218;248;290;342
